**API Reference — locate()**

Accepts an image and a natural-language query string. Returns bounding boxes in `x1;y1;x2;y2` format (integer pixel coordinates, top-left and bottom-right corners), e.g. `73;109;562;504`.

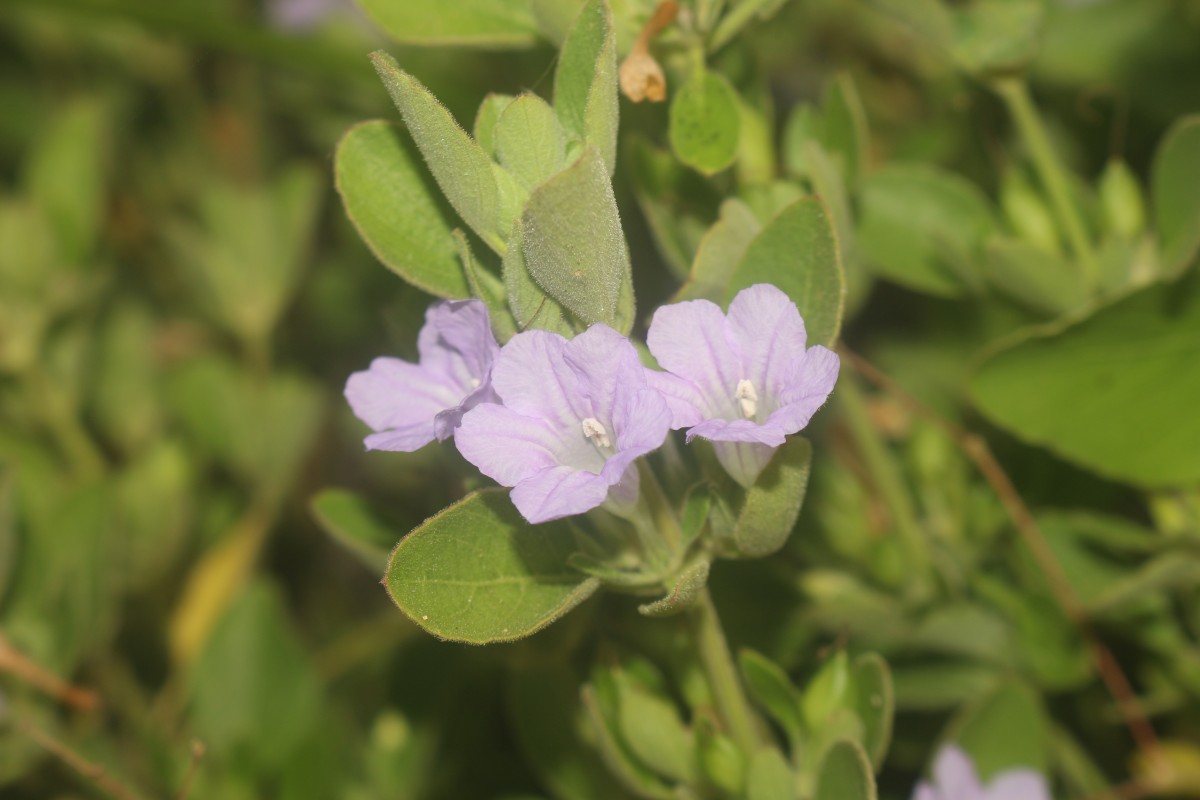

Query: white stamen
581;417;611;449
735;379;758;419
467;377;481;389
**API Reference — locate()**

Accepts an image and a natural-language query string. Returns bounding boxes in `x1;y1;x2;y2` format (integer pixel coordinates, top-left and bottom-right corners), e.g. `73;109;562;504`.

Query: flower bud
1099;159;1145;239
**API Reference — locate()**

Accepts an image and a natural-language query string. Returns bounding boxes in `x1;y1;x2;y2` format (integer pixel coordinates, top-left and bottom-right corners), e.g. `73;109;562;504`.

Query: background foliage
0;0;1198;797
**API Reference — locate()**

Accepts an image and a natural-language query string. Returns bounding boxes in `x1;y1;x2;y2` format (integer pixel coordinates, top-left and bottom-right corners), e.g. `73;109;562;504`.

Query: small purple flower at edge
454;324;673;525
345;299;499;452
646;283;840;488
913;745;1052;800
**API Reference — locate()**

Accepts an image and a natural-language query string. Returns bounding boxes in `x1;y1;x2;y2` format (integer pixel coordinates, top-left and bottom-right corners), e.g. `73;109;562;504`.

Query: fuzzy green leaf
670;71;742;175
495;94;570;191
732;437;813;558
335;120;468;298
554;0;619;175
814;739;876;800
384;489;599;644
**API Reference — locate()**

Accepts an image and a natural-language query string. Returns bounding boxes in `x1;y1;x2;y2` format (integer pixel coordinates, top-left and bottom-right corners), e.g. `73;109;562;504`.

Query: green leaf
554;0;619;175
950;0;1046;75
453;230;518;341
335;120;468;298
115;440;192;590
384;490;599;643
814;739;876;800
355;0;540;47
980;238;1088;316
474;93;517;156
629;138;719;279
853;654;894;770
519;145;631;327
638;558;711;617
728;199;845;347
580;683;674;799
495;94;570;191
616;677;695;783
669;71;742;175
24;97;108;266
0;468;15;606
732;437;813;558
371;52;505;252
502;223;576;335
739;649;804;746
310;489;396;574
189;580;321;769
891;663;1000;711
1099;159;1146;240
1087;552;1200;616
970;276;1200;487
679;198;761;302
507;664;628;800
695;716;746;795
864;0;953;51
802;650;852;733
948;681;1048;779
1151;114;1200;276
856;164;994;297
818;74;868;185
744;748;795;800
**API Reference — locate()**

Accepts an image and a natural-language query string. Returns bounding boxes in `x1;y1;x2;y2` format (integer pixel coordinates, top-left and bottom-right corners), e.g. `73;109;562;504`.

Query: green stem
993;77;1099;286
689;587;762;754
837;375;931;594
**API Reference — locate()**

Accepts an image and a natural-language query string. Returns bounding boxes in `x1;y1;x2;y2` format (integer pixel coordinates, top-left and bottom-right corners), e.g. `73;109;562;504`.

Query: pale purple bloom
646;283;840;487
266;0;356;31
913;745;1051;800
454;324;672;524
345;299;499;452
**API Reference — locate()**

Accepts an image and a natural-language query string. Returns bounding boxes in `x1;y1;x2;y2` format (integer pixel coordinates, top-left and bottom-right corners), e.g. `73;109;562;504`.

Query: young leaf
494;95;570;191
356;0;540;47
744;748;795;800
669;71;742;175
969;277;1200;487
1151;114;1200;276
814;739;876;800
554;0;619;175
694;716;746;795
616;678;695;783
580;684;674;798
949;0;1046;76
370;52;505;252
853;654;894;769
453;230;518;341
801;650;852;733
519;145;630;326
679;198;762;302
335;120;468;298
502;221;576;335
309;488;396;574
727;198;846;347
384;489;600;644
638;558;711;617
474;93;517;156
739;649;804;746
980;238;1088;316
732;437;813;558
948;681;1049;779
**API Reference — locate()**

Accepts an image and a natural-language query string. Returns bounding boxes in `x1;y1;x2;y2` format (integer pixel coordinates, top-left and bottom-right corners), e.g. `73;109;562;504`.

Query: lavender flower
913;745;1051;800
345;299;499;452
454;324;672;524
646;283;840;487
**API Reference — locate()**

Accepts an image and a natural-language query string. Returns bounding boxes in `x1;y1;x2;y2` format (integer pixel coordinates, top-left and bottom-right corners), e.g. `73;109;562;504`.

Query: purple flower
345;299;499;452
646;283;840;487
454;324;672;524
913;745;1051;800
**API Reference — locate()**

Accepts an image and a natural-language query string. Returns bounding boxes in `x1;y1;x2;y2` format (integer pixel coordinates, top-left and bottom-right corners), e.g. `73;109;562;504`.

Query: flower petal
685;418;787;446
562;324;645;425
933;746;985;800
911;782;941;800
491;330;586;432
647;299;741;419
511;465;612;523
345;357;460;451
724;284;809;399
363;425;437;453
611;387;673;456
430;299;500;379
986;770;1051;800
433;381;500;441
645;370;706;429
454;403;563;487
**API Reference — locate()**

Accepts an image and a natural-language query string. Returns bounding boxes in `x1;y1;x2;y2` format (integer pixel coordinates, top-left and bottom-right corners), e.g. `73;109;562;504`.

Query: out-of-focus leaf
980;238;1088;316
355;0;540;47
669;71;741;175
949;0;1046;75
371;52;505;251
628;138;718;280
115;440;192;590
1151;115;1200;276
1087;552;1200;615
24;97;108;265
948;680;1048;779
92;303;162;454
814;739;876;800
802;650;852;733
616;675;694;783
970;277;1200;487
1099;159;1146;241
729;437;813;558
728;199;845;347
679;198;761;302
189;580;321;770
385;490;599;643
891;663;1000;711
335;120;468;298
310;489;396;574
519;146;631;329
744;748;794;800
694;715;746;795
554;0;618;175
857;164;993;297
739;648;803;746
854;654;893;769
0;468;14;607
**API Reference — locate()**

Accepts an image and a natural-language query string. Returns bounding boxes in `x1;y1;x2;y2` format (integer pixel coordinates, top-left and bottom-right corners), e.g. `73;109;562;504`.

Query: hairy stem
688;587;762;754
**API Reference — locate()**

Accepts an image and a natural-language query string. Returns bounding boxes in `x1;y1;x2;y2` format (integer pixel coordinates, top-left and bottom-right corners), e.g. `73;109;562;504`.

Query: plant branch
688;588;763;754
19;718;141;800
0;633;100;712
840;348;1160;755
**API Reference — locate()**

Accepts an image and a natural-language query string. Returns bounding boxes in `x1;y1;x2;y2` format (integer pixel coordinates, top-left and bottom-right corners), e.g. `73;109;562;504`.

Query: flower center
581;417;612;450
735;379;758;419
